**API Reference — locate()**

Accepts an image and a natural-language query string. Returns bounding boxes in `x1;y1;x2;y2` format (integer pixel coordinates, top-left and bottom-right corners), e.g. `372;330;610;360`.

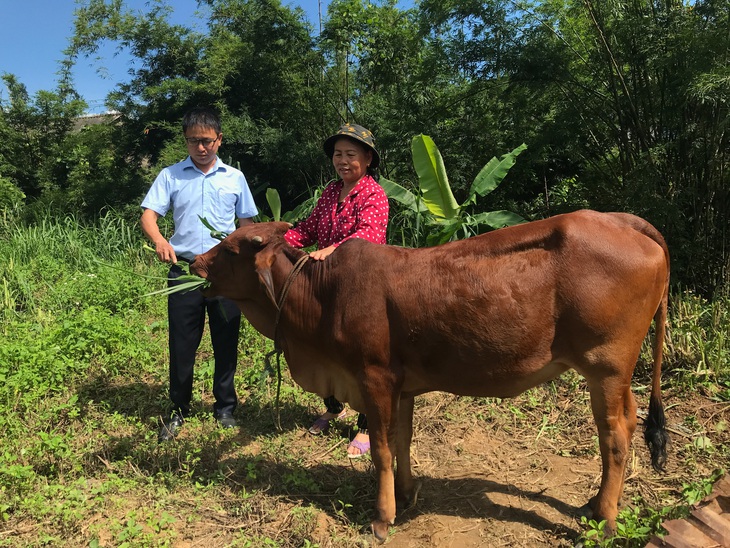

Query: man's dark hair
182;107;222;134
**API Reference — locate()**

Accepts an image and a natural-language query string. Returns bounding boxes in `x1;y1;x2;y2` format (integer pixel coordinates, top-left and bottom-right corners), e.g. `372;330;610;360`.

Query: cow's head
191;221;292;307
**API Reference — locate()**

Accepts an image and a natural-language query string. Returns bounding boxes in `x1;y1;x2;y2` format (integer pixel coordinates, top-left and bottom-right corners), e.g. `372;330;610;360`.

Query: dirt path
314;385;726;547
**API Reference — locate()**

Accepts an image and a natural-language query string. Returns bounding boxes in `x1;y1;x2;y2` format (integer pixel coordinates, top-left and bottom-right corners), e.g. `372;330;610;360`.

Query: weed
578;502;674;548
662;289;730;378
283;467;321;494
578;470;726;547
681;468;724;505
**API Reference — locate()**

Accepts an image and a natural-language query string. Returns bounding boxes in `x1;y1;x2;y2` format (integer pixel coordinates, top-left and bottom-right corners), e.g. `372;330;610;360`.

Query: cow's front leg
395;395;418;509
361;366;402;543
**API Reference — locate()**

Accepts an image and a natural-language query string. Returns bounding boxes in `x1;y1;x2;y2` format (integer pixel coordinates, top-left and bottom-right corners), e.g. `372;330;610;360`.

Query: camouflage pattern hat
323;123;380;170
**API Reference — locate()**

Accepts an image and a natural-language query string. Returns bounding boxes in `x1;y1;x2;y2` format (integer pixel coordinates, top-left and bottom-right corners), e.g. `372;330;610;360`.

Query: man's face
184;125;221;172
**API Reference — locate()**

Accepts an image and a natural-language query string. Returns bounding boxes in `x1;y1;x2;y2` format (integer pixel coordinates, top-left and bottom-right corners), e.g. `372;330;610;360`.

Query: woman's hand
309;246;336;261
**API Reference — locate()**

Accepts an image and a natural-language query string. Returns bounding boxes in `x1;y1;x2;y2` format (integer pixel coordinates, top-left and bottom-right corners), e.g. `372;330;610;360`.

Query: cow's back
326;210;668;400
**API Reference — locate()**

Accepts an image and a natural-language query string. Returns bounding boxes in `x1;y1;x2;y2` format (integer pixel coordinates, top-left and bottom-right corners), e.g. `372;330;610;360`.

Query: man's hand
141;208;177;263
154;240;178;264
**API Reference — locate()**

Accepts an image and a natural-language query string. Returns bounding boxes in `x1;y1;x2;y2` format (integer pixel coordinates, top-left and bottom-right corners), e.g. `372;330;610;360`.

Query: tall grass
0;209;165;317
664;288;730;379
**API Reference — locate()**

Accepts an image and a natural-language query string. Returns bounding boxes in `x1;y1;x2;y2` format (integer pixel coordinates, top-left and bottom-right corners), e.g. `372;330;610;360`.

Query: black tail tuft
643;395;669;472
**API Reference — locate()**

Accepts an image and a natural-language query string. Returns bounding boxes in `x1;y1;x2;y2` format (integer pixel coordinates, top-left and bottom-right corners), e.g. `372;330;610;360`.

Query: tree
66;0;335;211
0;74;86;201
510;0;730;293
201;0;331;203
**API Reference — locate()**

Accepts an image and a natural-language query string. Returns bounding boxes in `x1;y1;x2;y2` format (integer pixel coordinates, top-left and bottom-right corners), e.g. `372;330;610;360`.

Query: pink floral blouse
284;175;389;249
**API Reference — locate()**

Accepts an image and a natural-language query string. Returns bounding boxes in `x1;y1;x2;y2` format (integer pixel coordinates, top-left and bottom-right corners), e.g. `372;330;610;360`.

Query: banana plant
265;188;282;222
381;135;527;246
259;186;321;223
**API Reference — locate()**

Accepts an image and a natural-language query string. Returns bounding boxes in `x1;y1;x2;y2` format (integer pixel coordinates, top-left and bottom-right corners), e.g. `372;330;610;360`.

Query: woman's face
332;138;373;185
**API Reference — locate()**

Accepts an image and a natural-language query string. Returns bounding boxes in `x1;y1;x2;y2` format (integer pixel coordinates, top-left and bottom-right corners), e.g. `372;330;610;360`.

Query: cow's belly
401;358;571;399
283;344;368;413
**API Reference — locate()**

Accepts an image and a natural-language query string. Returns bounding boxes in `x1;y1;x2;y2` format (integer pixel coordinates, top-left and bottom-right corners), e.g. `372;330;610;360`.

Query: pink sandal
347;436;371;459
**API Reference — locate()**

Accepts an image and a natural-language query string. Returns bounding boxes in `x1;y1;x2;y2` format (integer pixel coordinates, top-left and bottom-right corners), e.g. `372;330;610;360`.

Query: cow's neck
270;249;324;338
238;299;277;340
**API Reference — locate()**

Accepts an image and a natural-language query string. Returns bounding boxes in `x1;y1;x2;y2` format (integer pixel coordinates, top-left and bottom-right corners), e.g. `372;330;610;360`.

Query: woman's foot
308;409;346;435
347;432;371;458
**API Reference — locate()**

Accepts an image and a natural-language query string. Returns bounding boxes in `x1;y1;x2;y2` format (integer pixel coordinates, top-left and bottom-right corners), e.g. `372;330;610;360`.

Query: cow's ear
254;248;277;306
274;221;293;233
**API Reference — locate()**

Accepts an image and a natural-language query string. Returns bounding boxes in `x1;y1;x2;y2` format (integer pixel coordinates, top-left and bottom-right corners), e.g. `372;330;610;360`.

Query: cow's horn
252;236;263;246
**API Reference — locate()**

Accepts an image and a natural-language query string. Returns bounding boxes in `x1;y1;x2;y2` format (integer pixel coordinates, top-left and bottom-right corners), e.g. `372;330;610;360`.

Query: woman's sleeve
284;197;323;248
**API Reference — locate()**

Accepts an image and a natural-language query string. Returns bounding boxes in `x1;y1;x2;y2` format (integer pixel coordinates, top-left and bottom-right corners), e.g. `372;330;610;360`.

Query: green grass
1;209;729;547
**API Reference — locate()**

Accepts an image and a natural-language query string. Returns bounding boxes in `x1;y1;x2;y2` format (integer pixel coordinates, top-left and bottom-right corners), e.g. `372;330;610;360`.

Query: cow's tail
643;236;670;472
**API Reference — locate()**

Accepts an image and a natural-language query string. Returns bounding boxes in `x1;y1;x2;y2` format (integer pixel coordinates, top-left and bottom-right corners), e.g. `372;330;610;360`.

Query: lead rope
265;253;310;430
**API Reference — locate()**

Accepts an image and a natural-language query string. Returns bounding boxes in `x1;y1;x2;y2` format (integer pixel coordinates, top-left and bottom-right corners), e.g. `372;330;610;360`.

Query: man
141;106;257;442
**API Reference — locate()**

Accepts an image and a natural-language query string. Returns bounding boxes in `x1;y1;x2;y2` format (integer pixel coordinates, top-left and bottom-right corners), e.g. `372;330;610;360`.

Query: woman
284;123;389;458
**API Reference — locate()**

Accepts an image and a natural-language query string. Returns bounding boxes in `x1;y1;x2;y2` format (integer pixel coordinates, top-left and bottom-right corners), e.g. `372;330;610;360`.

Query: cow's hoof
576;505;617;536
396;481;422;511
577;503;593;519
370;520;390;544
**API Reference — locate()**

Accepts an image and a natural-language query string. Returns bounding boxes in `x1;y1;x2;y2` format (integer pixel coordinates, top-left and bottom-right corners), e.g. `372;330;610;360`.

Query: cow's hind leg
395;396;418;510
586;378;637;533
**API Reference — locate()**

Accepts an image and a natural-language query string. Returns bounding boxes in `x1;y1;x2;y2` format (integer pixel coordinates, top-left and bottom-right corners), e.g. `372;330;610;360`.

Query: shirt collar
182;156;225;174
338;174;373;200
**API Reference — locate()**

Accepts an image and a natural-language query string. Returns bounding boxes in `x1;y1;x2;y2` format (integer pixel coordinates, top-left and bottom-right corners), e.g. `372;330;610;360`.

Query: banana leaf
379;177;428;212
266;188;282;222
469;210;527;229
466;143;527;206
411;134;459;220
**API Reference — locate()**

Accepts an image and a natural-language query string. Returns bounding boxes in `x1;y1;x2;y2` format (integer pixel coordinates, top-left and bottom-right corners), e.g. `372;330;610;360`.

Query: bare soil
10;373;727;547
171;375;730;547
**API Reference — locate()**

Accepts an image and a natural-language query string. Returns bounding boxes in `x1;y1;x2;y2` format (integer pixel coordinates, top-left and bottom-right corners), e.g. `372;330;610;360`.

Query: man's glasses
185;136;219;148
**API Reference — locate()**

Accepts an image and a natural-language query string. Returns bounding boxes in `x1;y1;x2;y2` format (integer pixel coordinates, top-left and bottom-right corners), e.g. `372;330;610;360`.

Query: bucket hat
323;124;380;170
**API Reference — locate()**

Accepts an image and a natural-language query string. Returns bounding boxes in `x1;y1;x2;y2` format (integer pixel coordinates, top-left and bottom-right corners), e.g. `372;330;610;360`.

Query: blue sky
0;0;328;113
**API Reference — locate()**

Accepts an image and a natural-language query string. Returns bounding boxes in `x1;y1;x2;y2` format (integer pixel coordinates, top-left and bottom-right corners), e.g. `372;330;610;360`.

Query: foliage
258;186;322;224
578;469;726;547
0;75;86;199
509;0;730;294
0;176;24;210
2;0;729;292
662;289;730;379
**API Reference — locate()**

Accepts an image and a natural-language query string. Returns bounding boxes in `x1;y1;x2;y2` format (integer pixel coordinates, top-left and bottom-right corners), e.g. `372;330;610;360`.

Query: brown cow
191;209;669;543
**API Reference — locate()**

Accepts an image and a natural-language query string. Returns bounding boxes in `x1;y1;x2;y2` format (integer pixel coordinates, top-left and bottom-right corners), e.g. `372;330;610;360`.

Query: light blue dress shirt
141;156;258;260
